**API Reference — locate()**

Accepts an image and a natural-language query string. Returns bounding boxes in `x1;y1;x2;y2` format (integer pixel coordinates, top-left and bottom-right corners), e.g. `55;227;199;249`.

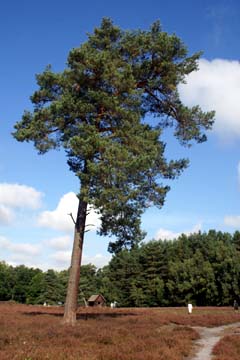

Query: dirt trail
190;322;240;360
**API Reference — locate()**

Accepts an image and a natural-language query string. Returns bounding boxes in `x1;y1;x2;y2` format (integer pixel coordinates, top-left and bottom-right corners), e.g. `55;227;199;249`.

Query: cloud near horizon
0;236;41;260
179;58;240;142
50;250;111;269
37;192;101;232
155;223;202;241
224;215;240;228
0;234;111;270
44;235;72;250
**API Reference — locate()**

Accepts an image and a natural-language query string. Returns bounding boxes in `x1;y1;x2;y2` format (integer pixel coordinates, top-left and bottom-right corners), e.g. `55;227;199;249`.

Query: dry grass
213;331;240;360
0;303;240;360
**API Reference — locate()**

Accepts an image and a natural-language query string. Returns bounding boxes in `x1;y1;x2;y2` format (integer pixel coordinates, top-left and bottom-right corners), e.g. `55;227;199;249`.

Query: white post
188;303;193;314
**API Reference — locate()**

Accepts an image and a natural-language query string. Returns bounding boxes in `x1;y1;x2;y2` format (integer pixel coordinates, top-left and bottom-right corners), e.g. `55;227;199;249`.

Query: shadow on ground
22;311;137;320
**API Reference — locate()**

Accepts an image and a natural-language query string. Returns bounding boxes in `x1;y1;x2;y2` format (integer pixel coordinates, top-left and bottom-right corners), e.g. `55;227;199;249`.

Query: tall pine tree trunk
63;195;88;325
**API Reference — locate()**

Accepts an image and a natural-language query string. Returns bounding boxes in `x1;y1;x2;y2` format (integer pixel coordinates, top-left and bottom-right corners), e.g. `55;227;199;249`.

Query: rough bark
63;196;88;325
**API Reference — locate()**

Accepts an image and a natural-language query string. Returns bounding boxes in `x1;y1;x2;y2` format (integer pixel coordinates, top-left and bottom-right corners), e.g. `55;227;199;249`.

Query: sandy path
190;322;240;360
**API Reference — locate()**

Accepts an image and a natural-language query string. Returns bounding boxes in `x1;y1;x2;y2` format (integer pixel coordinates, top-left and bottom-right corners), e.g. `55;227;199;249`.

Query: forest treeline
1;230;240;307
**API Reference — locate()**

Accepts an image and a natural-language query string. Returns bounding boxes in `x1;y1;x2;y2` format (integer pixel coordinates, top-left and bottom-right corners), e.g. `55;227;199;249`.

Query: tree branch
68;212;76;225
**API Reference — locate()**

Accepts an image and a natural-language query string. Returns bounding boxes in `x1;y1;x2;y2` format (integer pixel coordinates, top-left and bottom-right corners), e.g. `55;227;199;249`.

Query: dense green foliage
0;263;99;305
105;230;240;307
1;231;240;307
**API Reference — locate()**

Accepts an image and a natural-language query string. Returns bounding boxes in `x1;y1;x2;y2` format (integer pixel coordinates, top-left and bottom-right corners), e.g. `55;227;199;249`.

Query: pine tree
13;18;214;324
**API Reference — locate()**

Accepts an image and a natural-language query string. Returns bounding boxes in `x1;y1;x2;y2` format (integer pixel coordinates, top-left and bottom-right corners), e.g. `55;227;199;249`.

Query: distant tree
0;262;14;301
140;240;169;305
78;264;98;304
12;265;41;303
27;272;45;304
58;269;69;303
233;231;240;252
95;266;118;304
27;269;64;305
41;270;64;305
13;19;214;324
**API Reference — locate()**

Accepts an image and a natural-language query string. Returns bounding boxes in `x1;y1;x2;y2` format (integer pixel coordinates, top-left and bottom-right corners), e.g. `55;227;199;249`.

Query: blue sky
1;0;240;270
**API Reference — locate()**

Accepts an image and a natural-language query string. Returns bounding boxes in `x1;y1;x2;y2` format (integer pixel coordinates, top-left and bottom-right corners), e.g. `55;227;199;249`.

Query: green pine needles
13;18;214;250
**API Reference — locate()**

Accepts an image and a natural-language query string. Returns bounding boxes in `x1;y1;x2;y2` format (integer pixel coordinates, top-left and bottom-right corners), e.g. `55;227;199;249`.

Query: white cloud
10;243;41;256
9;253;38;264
82;253;111;268
179;58;240;141
0;183;42;209
0;236;41;257
0;205;14;225
7;259;48;271
37;192;78;232
45;235;72;250
155;223;202;241
37;192;100;232
0;236;10;248
0;183;43;209
0;235;110;270
0;183;43;226
50;250;72;264
224;215;240;228
155;228;180;241
49;250;111;269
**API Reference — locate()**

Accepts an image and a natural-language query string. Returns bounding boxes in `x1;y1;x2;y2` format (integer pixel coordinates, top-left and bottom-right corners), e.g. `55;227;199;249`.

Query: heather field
213;332;240;360
0;303;240;360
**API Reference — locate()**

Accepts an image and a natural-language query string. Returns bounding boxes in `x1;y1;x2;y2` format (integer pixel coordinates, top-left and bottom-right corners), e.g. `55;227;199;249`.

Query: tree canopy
13;19;214;245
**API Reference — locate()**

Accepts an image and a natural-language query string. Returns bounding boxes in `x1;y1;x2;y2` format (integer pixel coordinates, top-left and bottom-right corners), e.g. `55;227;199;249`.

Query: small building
88;294;106;307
